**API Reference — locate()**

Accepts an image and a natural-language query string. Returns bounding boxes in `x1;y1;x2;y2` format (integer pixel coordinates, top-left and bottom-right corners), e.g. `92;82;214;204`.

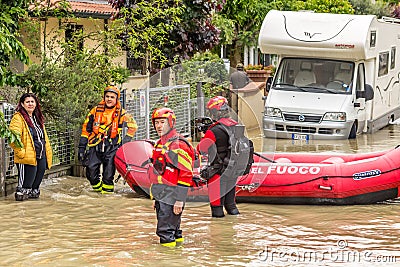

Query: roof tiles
30;0;117;17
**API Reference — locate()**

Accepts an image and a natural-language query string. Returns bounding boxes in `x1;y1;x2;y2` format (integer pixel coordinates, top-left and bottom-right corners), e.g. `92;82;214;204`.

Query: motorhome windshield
273;58;354;94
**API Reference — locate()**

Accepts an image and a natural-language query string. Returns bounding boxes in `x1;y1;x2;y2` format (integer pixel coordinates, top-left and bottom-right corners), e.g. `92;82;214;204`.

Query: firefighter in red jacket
78;85;137;193
197;96;240;218
149;108;194;247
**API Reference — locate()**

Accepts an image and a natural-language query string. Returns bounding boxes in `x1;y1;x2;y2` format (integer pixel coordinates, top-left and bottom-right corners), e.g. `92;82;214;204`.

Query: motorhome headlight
322;112;346;122
265;107;282;118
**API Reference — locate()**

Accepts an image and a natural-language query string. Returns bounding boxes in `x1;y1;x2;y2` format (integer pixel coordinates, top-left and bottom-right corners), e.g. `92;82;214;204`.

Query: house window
378;52;389;77
126;48;145;75
65;24;84;55
126;56;143;75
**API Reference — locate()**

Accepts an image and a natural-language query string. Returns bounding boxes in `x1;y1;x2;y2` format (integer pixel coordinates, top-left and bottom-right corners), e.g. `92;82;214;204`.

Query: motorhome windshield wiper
322;88;340;94
274;83;308;92
314;87;340;94
302;86;339;94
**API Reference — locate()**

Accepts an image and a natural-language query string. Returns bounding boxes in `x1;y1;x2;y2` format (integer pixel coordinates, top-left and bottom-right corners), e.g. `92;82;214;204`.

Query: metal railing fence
126;84;191;140
0;101;74;186
1;84;192;194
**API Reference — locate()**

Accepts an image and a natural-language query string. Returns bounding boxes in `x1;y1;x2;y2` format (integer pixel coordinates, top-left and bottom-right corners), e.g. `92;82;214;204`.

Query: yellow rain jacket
9;112;53;168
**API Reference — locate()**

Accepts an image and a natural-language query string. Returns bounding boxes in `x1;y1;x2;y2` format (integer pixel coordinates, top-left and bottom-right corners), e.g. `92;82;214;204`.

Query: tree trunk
141;58;147;75
229;40;243;69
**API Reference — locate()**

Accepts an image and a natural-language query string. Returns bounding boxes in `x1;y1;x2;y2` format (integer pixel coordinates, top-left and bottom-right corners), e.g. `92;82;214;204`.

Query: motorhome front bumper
263;116;354;140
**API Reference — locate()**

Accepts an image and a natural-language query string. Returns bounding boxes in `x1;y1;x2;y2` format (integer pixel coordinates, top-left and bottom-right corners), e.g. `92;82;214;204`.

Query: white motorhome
259;10;400;140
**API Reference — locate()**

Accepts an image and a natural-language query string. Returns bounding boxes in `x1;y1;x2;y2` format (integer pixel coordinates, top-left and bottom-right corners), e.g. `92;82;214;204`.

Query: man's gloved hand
122;135;132;144
78;147;86;162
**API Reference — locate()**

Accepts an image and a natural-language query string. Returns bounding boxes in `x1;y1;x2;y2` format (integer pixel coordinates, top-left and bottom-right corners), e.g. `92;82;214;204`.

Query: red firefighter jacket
150;129;194;188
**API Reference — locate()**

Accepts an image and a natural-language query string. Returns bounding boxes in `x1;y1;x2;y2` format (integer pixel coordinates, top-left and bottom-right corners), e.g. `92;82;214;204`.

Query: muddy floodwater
1;124;400;266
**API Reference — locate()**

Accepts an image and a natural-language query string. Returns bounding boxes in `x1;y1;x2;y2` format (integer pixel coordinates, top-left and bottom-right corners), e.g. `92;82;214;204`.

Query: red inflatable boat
114;140;400;205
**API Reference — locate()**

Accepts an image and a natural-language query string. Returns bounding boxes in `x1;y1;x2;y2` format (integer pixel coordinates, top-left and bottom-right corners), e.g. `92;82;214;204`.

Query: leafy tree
18;57;129;132
14;3;130;132
109;0;182;74
213;0;270;68
214;0;355;68
0;0;30;86
108;0;221;73
290;0;354;13
349;0;391;17
0;111;23;148
163;0;222;64
0;0;29;146
381;0;398;5
174;51;229;99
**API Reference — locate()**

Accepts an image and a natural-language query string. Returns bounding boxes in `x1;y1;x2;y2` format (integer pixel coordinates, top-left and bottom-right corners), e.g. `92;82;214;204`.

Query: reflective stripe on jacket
80;106;137;147
150;129;194;187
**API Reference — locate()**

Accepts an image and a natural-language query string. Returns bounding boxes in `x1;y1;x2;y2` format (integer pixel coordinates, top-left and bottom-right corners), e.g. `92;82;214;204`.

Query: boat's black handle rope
237;165;400;188
254;151;276;163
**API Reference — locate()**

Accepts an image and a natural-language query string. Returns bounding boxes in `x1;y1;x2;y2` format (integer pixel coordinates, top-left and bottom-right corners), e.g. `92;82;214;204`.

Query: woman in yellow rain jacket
9;93;53;201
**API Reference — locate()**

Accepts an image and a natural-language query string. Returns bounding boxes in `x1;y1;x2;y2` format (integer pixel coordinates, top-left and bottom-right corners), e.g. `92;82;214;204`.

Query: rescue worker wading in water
149;108;195;247
78;86;137;193
197;96;240;218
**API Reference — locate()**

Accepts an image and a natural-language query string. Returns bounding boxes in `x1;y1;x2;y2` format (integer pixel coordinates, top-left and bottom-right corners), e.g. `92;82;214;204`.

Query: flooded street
255;121;400;154
1;124;400;266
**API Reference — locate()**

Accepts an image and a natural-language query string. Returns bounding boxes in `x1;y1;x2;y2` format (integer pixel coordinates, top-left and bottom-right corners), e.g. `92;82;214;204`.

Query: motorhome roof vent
381;16;400;24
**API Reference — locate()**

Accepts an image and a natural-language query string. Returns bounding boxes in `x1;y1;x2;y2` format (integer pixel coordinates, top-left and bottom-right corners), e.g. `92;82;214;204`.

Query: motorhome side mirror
365;84;374;101
266;76;273;93
356;90;365;99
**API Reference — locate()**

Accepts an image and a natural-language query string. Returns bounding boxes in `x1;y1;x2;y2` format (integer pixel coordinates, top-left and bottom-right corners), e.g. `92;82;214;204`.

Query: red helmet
206;96;229;111
151;107;176;128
